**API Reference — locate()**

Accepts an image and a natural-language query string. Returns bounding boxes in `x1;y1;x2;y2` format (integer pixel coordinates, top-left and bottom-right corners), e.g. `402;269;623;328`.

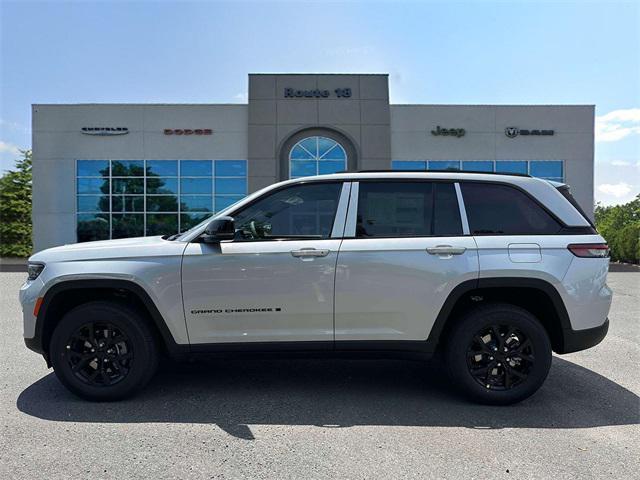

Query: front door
182;181;350;345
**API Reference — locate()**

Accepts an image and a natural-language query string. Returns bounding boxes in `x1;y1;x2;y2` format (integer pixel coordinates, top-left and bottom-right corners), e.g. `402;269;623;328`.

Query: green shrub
0;150;32;257
595;194;640;263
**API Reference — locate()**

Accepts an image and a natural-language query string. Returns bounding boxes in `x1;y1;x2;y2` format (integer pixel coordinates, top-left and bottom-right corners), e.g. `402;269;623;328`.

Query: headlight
27;263;45;281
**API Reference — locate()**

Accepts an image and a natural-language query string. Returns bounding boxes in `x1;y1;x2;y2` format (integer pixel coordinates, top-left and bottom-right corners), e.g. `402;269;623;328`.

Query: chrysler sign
81;127;129;136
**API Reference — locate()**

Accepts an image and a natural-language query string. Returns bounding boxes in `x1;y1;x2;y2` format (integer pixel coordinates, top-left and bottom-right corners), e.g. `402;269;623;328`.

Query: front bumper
24;336;45;355
560;318;609;354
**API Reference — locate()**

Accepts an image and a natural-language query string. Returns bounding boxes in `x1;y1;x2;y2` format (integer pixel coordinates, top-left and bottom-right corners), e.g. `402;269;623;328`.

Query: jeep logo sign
505;127;554;138
431;126;466;138
81;127;129;136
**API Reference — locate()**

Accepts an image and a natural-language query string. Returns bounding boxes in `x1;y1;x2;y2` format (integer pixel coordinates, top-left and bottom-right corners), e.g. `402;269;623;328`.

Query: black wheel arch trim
427;276;605;354
29;279;188;362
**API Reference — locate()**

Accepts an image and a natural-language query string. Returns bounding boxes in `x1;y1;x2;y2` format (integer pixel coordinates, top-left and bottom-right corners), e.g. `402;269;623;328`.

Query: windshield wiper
164;233;182;241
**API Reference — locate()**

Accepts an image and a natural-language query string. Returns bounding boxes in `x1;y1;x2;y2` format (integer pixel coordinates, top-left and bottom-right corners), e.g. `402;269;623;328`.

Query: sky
1;0;638;206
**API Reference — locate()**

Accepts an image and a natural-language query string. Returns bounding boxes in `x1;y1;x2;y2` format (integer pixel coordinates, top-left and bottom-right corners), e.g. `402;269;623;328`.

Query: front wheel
445;303;552;405
49;301;159;401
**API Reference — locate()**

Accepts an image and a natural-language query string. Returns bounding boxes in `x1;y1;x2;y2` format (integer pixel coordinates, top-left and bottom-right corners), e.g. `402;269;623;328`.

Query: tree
595;194;640;263
0;149;32;257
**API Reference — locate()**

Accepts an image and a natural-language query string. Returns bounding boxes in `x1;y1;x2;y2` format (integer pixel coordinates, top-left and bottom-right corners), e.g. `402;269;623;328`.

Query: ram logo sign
505;127;554;138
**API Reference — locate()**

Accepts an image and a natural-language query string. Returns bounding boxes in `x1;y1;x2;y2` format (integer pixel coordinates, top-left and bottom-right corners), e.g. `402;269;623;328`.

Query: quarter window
233;183;342;240
461;183;561;235
356;182;462;238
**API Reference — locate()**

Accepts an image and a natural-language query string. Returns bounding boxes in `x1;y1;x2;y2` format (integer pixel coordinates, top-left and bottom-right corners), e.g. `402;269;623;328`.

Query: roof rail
346;169;532;178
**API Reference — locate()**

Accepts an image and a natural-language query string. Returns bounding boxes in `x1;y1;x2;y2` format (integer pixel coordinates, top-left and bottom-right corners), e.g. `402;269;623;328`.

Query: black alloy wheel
466;324;534;391
65;322;133;387
445;303;552;405
50;301;158;401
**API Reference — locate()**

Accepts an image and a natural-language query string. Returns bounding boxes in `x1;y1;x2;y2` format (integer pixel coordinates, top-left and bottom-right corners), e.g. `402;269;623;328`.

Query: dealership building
32;73;595;252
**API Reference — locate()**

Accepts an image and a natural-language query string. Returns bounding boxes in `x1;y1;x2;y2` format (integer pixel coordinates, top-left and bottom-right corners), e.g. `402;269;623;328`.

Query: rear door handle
426;245;467;256
291;248;330;258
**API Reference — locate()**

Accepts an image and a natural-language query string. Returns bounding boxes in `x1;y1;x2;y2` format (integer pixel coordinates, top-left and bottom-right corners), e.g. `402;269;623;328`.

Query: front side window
356;182;462;238
232;183;342;240
289;136;347;179
461;182;561;235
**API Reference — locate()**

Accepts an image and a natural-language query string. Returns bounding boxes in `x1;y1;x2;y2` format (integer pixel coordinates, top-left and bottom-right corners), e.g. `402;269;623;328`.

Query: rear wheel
49;301;158;401
445;303;552;405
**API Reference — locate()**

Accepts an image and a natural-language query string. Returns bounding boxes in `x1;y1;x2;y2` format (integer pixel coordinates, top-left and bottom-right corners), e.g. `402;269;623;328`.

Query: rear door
334;180;479;342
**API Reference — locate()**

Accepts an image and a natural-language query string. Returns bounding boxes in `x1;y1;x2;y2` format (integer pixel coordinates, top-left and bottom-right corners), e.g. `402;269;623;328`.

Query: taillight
567;243;610;258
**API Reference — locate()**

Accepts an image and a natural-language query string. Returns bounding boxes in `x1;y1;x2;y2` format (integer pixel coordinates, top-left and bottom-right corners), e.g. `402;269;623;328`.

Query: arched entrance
279;127;358;180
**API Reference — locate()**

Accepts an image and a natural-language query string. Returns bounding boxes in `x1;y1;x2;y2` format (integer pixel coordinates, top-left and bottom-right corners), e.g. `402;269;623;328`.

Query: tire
49;301;159;401
445;303;552;405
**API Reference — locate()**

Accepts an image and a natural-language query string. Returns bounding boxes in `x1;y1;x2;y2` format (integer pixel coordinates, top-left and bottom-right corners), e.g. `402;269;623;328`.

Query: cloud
595;108;640;142
0;140;20;156
232;92;248;103
610;160;632;166
597;182;633;198
0;118;29;134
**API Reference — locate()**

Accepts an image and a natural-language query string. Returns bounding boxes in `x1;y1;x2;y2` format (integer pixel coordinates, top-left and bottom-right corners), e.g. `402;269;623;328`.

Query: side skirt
185;340;436;361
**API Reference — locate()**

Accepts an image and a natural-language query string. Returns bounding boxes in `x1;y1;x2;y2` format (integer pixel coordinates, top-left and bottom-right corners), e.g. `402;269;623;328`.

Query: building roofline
248;72;388;76
32;102;595;108
32;103;248;107
391;103;596;108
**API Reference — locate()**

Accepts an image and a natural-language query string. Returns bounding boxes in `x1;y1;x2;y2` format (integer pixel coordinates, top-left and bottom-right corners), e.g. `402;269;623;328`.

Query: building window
529;161;563;182
461;161;494;172
495;161;527;175
391;160;565;182
289;136;347;179
76;159;247;242
428;161;460;171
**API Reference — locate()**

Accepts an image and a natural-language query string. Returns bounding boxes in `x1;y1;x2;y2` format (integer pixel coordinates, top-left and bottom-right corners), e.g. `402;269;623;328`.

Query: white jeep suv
20;171;612;404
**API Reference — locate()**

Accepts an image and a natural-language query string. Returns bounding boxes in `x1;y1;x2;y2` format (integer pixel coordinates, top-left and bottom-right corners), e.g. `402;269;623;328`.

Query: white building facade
32;73;594;252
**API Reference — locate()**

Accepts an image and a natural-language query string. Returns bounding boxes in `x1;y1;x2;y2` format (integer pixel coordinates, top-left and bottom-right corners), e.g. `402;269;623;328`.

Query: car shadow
17;356;639;440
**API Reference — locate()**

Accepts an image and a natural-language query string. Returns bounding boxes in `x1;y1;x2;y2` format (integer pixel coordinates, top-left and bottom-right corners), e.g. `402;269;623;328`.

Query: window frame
344;179;467;239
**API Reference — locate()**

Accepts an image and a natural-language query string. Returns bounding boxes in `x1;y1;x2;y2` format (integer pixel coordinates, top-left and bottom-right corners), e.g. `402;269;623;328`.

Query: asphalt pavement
1;271;638;479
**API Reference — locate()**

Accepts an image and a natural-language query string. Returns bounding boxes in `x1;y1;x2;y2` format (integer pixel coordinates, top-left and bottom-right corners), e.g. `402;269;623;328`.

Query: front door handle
426;245;467;256
291;248;330;258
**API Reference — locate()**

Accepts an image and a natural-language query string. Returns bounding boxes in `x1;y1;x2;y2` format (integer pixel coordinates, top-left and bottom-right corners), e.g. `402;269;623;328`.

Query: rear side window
461;183;561;235
356;182;462;237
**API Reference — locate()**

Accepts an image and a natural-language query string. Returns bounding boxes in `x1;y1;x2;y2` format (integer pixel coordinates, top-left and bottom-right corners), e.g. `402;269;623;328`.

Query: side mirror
202;216;235;242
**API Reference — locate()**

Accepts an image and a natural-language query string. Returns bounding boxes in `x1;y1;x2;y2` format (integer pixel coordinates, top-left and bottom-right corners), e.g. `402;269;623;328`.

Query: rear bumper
559;318;609;354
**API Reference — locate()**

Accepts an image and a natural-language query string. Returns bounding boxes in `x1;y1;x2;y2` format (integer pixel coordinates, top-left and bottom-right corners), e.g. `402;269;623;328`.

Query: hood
29;236;185;263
